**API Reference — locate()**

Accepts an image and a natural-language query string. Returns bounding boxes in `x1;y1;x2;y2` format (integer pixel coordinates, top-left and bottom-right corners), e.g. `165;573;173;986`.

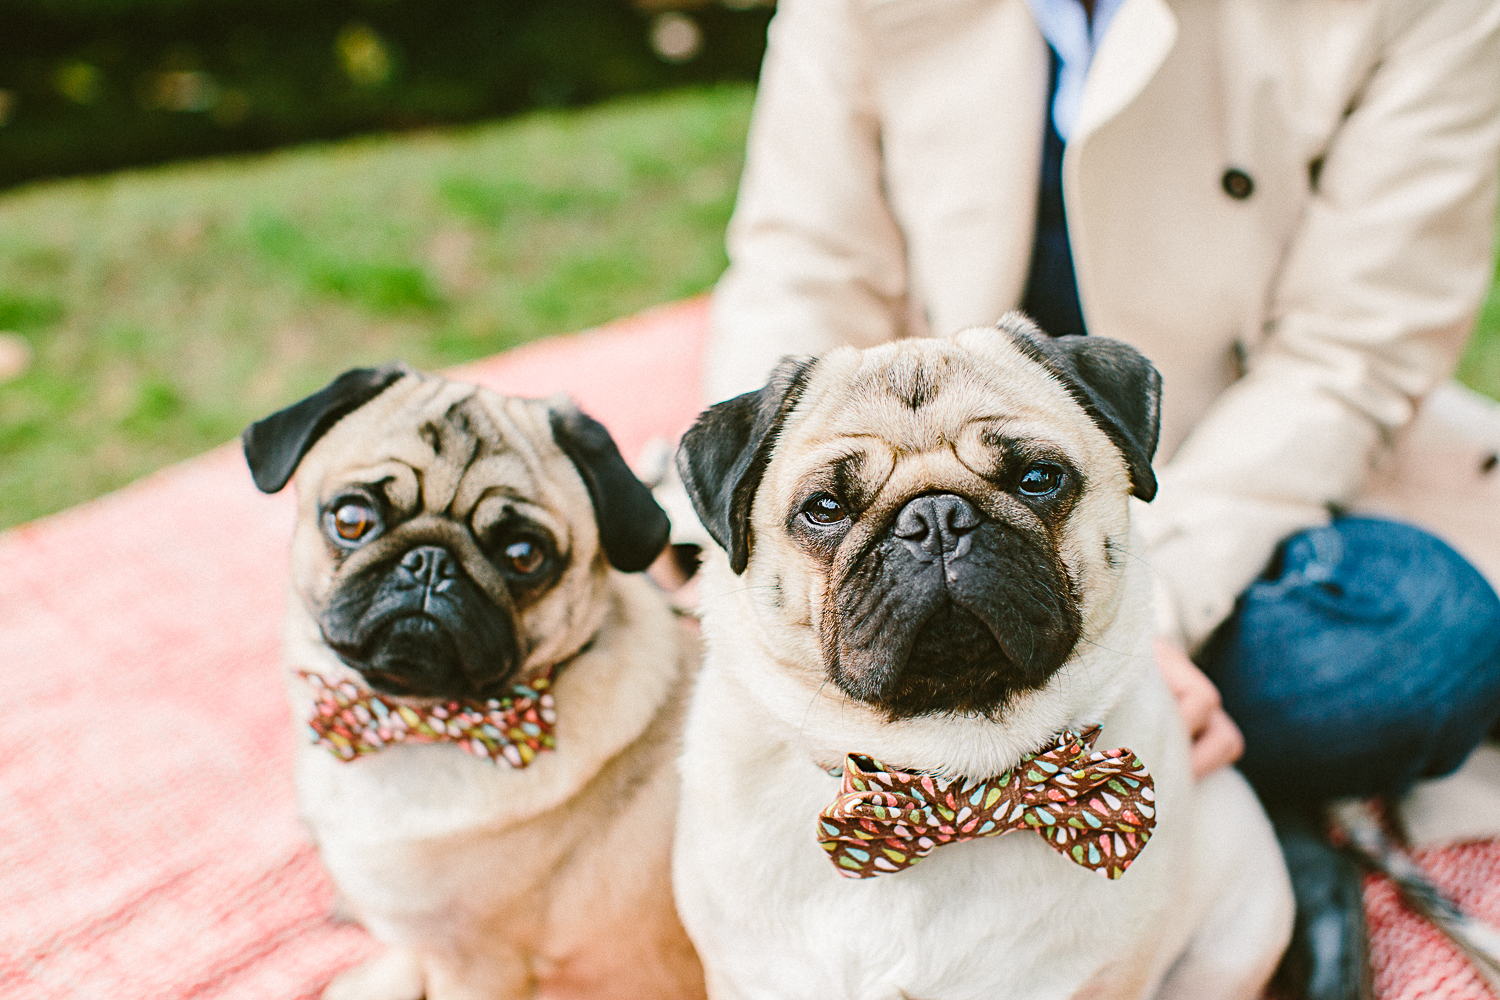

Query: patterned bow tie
818;726;1154;880
300;670;557;768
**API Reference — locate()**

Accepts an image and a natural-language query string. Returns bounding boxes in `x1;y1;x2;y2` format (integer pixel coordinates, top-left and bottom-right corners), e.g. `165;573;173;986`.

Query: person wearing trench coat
688;0;1500;992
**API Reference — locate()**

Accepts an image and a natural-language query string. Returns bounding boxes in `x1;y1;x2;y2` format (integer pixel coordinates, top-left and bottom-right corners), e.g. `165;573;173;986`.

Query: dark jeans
1201;517;1500;805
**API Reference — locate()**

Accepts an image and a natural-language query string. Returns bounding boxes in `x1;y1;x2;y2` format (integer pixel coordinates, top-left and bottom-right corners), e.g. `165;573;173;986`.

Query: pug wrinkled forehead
678;315;1161;721
244;363;668;701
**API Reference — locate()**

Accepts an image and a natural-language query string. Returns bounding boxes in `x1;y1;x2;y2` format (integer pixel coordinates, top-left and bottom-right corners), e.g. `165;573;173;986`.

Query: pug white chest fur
244;366;704;1000
671;318;1293;1000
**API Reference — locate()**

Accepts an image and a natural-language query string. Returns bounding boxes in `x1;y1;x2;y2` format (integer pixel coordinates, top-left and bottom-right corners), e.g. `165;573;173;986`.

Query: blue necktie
1020;47;1088;339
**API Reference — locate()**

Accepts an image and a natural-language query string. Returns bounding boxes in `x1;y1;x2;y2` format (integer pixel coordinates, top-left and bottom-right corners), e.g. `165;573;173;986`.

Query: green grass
1457;275;1500;405
0;78;1498;530
0;83;755;528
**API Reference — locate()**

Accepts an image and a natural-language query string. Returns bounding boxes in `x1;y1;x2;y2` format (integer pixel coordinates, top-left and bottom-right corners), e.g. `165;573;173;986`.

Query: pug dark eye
328;501;380;545
504;540;545;574
1018;463;1065;497
802;493;848;525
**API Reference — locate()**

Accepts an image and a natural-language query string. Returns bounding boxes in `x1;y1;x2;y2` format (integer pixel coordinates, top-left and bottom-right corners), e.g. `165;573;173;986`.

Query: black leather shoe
1268;806;1374;1000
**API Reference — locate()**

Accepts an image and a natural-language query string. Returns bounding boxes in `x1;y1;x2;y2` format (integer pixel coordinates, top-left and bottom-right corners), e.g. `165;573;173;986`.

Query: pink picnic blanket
1;296;1494;999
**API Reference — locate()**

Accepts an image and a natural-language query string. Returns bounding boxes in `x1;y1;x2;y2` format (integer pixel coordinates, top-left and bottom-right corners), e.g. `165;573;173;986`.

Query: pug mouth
320;549;524;700
335;614;486;698
829;591;1031;720
877;601;1017;717
823;501;1082;720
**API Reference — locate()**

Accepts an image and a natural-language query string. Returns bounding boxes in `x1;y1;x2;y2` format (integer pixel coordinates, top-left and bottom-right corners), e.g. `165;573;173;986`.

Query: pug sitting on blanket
243;365;704;1000
671;316;1293;1000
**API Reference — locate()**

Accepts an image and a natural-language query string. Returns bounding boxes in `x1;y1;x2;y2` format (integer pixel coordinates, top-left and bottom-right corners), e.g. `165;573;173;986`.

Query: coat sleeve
1136;0;1500;652
702;0;913;403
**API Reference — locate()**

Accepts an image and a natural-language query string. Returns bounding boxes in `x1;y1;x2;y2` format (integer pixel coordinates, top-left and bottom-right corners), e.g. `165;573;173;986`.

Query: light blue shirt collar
1023;0;1127;141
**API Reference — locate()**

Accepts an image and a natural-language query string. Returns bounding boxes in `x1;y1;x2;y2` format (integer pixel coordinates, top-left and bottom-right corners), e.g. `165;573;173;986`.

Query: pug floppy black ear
549;405;670;573
676;357;819;574
242;362;410;494
1000;315;1163;502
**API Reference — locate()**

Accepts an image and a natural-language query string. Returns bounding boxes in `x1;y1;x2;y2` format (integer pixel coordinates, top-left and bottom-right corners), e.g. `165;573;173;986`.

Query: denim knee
1201;517;1500;804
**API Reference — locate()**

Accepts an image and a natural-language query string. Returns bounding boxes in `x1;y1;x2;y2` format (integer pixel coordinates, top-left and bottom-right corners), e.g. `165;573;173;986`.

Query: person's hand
1154;638;1244;779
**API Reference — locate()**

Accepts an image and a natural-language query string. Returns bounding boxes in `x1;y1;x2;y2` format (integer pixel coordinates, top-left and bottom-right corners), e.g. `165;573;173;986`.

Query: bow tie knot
818;727;1155;879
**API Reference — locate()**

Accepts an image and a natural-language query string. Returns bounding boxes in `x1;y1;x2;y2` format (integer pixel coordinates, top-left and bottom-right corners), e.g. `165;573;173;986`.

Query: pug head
244;364;669;701
678;315;1160;720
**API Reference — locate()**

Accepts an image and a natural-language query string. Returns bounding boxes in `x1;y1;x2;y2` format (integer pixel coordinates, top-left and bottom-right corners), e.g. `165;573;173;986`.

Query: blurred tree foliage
0;0;772;187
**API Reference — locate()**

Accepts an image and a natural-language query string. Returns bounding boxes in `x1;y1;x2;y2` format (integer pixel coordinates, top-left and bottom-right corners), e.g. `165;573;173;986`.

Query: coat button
1222;168;1254;200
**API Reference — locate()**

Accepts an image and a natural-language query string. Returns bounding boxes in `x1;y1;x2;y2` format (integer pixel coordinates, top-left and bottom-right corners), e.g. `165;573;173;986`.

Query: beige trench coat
704;0;1500;651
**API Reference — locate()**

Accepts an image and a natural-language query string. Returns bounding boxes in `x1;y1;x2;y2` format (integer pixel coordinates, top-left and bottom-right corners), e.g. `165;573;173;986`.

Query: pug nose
398;545;458;590
893;493;981;562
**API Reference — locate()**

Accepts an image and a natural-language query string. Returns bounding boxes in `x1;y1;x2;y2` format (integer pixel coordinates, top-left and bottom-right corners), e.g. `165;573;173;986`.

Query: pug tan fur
672;320;1292;999
269;373;703;1000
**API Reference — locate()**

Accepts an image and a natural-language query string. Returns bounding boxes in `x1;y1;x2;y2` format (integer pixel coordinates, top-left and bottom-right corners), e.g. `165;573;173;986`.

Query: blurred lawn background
0;84;753;528
0;75;1498;529
0;0;773;529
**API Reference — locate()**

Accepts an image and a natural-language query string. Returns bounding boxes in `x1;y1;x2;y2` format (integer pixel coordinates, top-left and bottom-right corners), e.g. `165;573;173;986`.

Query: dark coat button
1222;168;1254;200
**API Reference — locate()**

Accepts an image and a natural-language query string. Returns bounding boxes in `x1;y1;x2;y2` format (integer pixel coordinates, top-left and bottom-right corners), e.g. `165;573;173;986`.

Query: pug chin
322;611;509;699
823;497;1084;719
317;544;523;700
334;617;472;697
859;603;1022;719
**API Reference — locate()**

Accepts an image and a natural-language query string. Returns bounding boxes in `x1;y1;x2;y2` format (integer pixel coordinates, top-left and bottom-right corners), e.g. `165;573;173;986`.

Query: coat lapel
1072;0;1179;146
867;0;1050;337
1063;0;1196;441
869;0;1180;338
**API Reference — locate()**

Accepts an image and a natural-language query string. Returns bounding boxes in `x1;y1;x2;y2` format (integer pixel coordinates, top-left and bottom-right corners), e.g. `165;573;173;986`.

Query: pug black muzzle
320;543;521;700
824;492;1081;719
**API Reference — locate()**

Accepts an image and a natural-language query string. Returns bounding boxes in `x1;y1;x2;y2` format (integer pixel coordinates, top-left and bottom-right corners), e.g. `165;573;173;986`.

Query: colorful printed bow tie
818;726;1155;880
300;670;557;768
